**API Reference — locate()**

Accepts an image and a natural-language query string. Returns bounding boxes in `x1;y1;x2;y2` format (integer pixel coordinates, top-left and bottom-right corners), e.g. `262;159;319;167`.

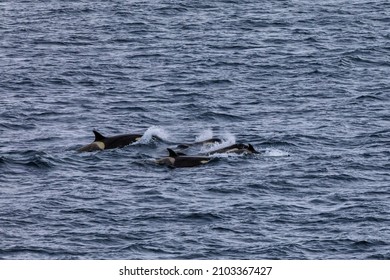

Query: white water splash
137;126;170;144
195;128;214;142
220;131;236;145
264;148;290;157
199;132;236;154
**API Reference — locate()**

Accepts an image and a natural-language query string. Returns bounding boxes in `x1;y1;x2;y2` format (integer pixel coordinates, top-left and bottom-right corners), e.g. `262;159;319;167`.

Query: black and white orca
207;143;259;155
78;130;143;152
176;138;222;149
156;148;213;168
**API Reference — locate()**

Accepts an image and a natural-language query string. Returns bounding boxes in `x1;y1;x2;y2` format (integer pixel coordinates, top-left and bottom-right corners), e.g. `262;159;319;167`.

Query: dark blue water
1;0;389;259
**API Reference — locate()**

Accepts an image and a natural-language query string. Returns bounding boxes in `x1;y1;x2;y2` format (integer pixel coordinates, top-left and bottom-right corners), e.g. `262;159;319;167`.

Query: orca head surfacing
207;143;259;155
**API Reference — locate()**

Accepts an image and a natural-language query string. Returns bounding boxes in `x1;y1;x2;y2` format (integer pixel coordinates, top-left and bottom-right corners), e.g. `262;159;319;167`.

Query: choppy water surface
1;0;389;259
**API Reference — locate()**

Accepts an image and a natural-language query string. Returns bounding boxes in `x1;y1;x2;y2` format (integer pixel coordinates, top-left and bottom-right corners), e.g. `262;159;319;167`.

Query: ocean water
1;0;389;259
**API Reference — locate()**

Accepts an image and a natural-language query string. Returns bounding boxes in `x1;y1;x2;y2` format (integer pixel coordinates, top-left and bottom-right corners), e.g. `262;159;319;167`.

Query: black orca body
156;148;212;168
207;143;259;155
176;138;222;149
78;130;142;152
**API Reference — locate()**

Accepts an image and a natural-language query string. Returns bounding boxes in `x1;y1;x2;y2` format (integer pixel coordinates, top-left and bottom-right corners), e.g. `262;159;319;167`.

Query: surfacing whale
207;143;259;155
156;148;213;168
176;138;222;149
78;130;143;152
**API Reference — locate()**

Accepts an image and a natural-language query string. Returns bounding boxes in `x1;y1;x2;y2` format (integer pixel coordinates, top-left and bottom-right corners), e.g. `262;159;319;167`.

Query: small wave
2;151;55;169
355;94;383;101
186;79;234;88
200;111;243;121
0;122;36;130
0;156;7;166
366;253;390;260
180;212;222;222
156;4;189;15
369;129;390;138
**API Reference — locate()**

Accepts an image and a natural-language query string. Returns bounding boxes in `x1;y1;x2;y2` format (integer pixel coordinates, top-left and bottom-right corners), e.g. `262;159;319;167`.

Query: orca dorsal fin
167;148;178;158
93;130;106;141
248;143;258;153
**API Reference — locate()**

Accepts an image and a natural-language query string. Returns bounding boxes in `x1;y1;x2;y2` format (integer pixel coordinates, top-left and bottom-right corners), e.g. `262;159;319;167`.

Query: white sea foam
195;128;214;142
264;148;290;157
137;126;170;144
199;131;236;154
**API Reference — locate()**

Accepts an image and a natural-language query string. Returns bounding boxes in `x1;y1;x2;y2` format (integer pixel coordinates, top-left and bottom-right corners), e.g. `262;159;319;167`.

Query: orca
78;130;143;152
176;138;222;149
207;143;259;155
156;148;213;168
